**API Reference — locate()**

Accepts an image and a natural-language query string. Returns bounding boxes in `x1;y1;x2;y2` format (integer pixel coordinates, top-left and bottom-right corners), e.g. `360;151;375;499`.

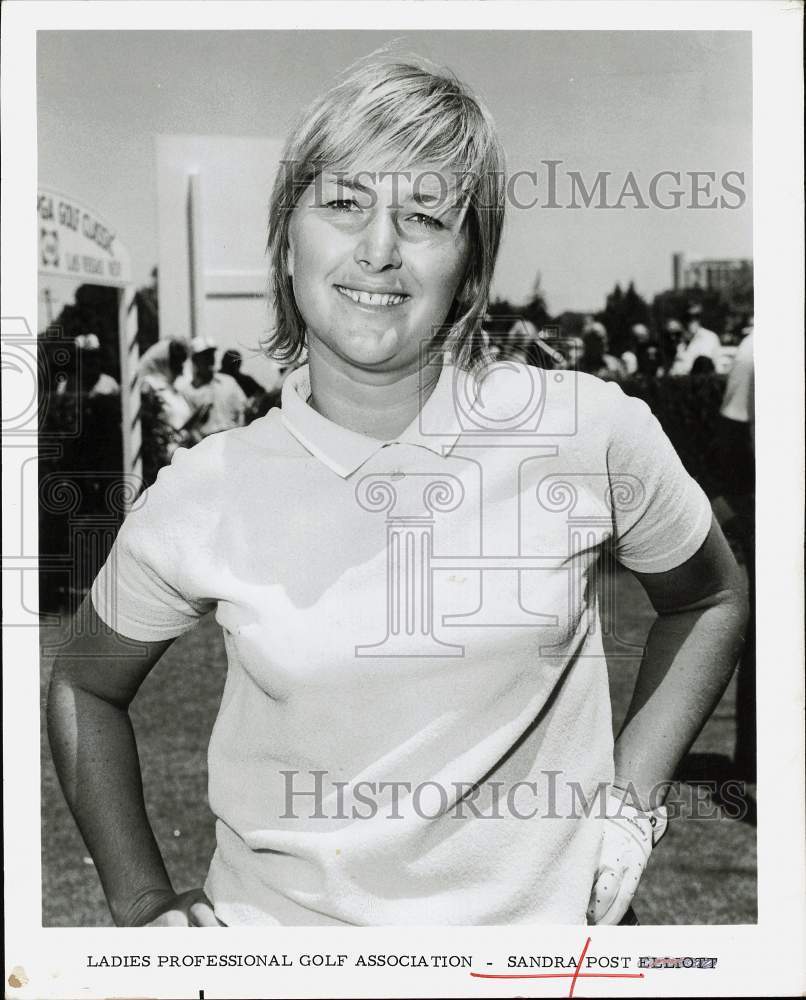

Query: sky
37;30;752;315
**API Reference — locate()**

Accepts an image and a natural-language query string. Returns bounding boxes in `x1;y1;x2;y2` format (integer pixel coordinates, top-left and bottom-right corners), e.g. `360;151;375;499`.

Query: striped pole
119;286;142;508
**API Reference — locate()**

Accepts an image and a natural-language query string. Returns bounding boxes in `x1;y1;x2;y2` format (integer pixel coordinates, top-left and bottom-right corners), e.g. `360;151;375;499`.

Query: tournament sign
37;187;141;504
37;189;133;287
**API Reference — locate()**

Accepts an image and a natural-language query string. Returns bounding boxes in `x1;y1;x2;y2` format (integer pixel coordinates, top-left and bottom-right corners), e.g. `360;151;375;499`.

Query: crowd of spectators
490;304;752;383
138;336;303;486
488;303;755;785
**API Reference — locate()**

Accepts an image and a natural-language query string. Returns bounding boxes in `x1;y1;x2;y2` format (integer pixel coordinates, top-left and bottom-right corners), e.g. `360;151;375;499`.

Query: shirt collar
281;359;469;478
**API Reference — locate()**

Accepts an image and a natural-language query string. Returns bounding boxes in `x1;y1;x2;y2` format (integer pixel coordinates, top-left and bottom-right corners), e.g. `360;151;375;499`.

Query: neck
306;340;440;439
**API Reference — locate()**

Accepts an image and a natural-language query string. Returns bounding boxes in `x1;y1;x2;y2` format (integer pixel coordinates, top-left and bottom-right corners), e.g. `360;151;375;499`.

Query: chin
336;325;408;368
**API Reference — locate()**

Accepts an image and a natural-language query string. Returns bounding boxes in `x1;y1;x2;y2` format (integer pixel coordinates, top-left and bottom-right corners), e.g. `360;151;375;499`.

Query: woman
47;57;748;928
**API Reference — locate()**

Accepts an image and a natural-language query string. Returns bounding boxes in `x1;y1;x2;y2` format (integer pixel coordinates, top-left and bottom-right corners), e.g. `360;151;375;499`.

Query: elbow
711;573;751;646
45;665;78;789
734;586;751;642
46;658;70;721
47;654;80;725
725;559;751;629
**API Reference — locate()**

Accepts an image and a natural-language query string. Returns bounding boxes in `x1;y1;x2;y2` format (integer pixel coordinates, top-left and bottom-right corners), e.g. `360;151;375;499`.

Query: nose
354;211;402;272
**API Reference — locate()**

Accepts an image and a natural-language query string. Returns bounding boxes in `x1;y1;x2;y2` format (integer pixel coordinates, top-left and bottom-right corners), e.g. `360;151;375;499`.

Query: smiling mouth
335;285;409;308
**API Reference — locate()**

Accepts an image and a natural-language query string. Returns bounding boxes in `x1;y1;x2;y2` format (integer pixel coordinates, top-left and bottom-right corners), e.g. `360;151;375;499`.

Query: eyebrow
324;174;374;196
322;173;464;215
410;190;461;211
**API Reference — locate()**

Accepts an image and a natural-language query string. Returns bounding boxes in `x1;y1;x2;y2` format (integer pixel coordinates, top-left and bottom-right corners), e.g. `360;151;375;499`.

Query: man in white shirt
175;336;247;438
669;304;721;375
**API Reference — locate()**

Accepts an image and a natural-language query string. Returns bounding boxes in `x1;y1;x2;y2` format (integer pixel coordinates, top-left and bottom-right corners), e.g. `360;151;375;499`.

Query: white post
186;171;205;341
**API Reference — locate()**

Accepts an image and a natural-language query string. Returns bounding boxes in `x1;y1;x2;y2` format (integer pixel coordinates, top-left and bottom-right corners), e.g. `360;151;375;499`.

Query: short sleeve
90;447;217;640
604;385;713;573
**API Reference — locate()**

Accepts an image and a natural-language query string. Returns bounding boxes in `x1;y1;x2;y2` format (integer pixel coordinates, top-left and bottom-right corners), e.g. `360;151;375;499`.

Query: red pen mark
470;936;645;998
569;935;590;997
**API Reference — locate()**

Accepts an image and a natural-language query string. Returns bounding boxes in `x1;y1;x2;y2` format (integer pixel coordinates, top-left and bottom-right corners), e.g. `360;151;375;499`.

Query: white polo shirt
91;360;712;926
720;333;754;424
669;326;722;375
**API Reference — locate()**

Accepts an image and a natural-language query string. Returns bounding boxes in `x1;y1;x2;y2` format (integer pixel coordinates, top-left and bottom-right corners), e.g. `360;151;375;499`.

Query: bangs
290;64;502;210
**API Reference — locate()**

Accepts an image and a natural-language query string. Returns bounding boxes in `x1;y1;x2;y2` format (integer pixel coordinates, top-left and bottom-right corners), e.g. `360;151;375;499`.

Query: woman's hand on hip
586;794;667;925
144;889;223;927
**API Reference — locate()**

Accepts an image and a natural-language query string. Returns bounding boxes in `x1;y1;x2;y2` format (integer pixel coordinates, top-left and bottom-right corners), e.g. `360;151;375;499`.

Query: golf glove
587;792;668;925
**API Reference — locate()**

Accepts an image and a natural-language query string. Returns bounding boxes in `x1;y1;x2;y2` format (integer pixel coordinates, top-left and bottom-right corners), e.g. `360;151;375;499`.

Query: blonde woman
48;57;747;928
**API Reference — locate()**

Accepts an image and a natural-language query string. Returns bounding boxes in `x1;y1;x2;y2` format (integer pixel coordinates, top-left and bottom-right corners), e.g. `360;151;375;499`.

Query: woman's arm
46;595;217;926
613;515;750;808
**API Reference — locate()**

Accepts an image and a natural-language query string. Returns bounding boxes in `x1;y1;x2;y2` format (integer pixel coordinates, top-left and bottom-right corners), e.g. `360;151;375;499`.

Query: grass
40;564;756;926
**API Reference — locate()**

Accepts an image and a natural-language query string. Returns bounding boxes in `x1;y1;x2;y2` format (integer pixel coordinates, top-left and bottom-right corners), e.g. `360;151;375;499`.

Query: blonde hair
264;55;507;369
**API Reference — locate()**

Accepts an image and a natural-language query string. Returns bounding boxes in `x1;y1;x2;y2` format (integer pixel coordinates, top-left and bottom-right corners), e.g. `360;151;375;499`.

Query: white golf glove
586;792;668;925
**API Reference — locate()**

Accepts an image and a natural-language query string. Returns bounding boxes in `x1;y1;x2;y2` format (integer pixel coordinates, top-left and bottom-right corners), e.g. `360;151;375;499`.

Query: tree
521;272;552;331
487;271;553;334
597;281;651;355
652;287;729;339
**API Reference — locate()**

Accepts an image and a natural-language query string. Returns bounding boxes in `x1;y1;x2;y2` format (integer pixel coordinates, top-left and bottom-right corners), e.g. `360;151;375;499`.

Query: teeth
336;286;407;307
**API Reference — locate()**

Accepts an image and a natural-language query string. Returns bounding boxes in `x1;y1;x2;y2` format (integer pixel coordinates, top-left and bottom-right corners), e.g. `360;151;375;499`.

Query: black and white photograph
2;3;804;999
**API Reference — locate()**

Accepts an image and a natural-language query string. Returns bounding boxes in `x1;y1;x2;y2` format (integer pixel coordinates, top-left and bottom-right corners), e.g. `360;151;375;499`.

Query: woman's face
287;166;470;373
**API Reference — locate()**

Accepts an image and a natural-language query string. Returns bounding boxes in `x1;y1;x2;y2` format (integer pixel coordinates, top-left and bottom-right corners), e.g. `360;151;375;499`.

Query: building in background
155;135;285;389
672;252;753;294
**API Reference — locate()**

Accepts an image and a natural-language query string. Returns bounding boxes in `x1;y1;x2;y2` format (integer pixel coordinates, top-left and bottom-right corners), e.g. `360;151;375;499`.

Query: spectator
175;336;247;437
620;323;646;376
73;334;121;474
220;349;270;424
497;320;564;369
661;318;684;372
248;354;309;419
74;333;120;398
139;339;193;431
637;343;664;378
579;323;623;380
561;334;585;370
220;349;266;400
138;339;207;484
620;323;664;378
690;355;716;376
669;304;721;375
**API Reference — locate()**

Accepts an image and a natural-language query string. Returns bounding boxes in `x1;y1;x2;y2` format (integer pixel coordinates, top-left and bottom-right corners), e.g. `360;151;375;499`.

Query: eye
406;213;444;231
324;198;360;213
